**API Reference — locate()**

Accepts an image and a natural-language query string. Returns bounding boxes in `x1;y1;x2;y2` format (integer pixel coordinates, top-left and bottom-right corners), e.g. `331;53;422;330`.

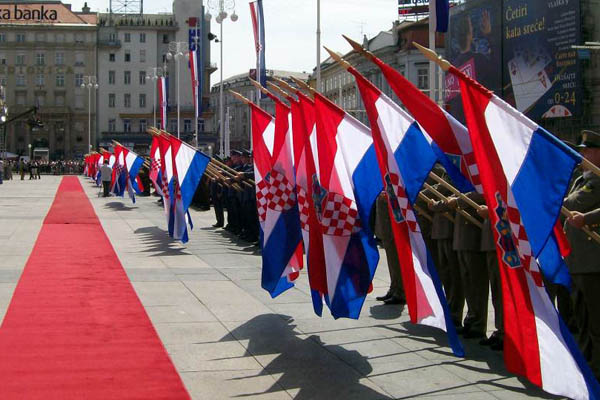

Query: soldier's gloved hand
447;197;459;209
477;205;489;219
568;211;586;229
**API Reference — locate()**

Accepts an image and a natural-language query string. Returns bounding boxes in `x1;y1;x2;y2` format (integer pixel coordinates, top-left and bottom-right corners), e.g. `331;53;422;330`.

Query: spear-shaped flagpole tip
342;34;375;61
248;77;269;96
228;90;252;105
270;77;297;97
267;81;292;99
323;46;351;70
412;42;451;72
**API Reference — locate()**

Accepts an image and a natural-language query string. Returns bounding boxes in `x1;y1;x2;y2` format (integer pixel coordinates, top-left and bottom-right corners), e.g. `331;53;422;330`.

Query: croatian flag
430;0;449;33
125;148;145;196
150;136;164;196
313;92;382;319
188;17;203;119
250;96;303;297
169;134;209;243
456;68;599;399
371;51;571;288
111;146;127;197
249;0;267;94
95;153;106;186
158;77;168;130
290;91;328;316
157;134;174;234
351;66;464;356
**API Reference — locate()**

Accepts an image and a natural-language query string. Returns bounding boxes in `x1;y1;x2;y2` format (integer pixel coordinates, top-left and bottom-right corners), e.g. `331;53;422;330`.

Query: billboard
445;0;503;123
446;0;581;122
502;0;581;119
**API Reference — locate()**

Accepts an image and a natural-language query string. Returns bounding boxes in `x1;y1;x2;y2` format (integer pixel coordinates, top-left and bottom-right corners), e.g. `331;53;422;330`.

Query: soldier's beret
578;130;600;149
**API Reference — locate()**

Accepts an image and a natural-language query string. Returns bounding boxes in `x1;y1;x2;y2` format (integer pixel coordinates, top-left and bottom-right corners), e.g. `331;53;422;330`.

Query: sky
68;0;399;86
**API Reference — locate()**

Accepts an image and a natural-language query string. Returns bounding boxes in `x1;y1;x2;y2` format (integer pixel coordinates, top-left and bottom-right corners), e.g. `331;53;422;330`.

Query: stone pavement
0;176;558;399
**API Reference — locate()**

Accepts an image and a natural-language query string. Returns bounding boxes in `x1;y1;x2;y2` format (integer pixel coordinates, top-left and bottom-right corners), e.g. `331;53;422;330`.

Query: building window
35;33;46;42
0;76;6;86
55;52;64;65
139;119;147;132
16;75;26;87
124;71;131;85
108;70;115;85
124;32;131;43
36;74;44;86
139;49;146;63
170;119;177;132
109;33;117;42
0;33;6;42
139;71;146;85
16;33;25;43
55;94;65;106
123;119;131;132
124;93;131;108
56;74;65;87
16;54;25;65
0;54;6;65
139;33;146;43
55;33;65;42
108;93;115;108
109;53;115;62
108;119;116;132
36;53;45;66
74;53;84;66
184;119;191;132
162;34;169;44
124;51;131;62
75;73;83;87
417;67;429;90
139;93;146;108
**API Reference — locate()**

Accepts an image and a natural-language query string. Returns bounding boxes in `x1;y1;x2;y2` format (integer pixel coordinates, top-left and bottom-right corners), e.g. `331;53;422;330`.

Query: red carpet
0;177;190;399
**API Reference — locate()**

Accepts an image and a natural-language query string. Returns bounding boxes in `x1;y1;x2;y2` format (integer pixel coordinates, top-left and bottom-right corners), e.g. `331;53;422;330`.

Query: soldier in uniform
564;130;600;376
238;150;259;243
374;191;406;305
225;151;244;234
427;172;465;330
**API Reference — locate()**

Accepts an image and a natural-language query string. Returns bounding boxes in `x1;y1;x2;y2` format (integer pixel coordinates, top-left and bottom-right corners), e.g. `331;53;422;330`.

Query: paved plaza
0;176;557;399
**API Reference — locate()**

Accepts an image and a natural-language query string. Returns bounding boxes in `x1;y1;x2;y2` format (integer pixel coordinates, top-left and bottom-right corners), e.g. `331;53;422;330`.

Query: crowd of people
192;130;600;378
0;159;85;183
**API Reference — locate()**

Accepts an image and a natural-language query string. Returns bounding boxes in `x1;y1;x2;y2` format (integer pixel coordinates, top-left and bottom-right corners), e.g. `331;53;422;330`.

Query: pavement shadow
104;201;137;211
218;314;392;399
133;226;191;256
374;322;558;399
369;303;405;320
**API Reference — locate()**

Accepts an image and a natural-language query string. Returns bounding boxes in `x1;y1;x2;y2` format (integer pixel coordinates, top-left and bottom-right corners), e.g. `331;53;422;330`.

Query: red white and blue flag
350;66;464;356
188;17;203;119
313;92;381;319
251;95;303;297
249;1;267;95
456;68;599;399
158;77;168;130
290;91;328;316
125;147;145;196
371;51;572;288
111;145;126;197
156;134;174;233
150;136;164;196
168;134;209;243
430;0;449;33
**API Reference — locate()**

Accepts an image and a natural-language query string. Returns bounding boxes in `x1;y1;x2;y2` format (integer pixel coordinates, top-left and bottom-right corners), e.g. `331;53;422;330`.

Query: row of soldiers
198;131;600;377
375;130;600;378
206;150;259;245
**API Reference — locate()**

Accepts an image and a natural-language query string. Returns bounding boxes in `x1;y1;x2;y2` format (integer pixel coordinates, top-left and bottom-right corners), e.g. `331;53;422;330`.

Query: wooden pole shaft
561;207;600;245
423;183;482;228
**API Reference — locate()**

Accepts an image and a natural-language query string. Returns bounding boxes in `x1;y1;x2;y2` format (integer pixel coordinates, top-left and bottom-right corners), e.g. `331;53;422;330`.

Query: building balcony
98;39;121;48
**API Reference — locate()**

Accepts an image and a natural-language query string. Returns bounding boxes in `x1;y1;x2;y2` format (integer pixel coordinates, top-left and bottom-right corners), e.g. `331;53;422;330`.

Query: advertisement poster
502;0;581;119
445;0;502;123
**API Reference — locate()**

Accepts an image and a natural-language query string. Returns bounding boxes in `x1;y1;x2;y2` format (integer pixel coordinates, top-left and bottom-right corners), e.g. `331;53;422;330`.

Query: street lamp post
167;42;189;139
146;67;163;128
206;0;238;158
81;76;98;153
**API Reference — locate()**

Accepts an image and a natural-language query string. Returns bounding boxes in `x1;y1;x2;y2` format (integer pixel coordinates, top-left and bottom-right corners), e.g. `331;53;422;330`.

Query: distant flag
125;148;146;196
111;145;127;197
168;134;209;243
290;91;328;316
259;92;303;298
430;0;449;33
249;0;267;94
313;92;382;319
158;77;168;130
188;16;203;119
366;46;572;288
349;63;464;356
455;66;599;399
149;136;164;196
156;134;174;235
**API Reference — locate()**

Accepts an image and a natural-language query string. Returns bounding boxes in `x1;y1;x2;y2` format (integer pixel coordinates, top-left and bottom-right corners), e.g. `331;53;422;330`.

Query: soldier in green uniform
564;130;600;377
